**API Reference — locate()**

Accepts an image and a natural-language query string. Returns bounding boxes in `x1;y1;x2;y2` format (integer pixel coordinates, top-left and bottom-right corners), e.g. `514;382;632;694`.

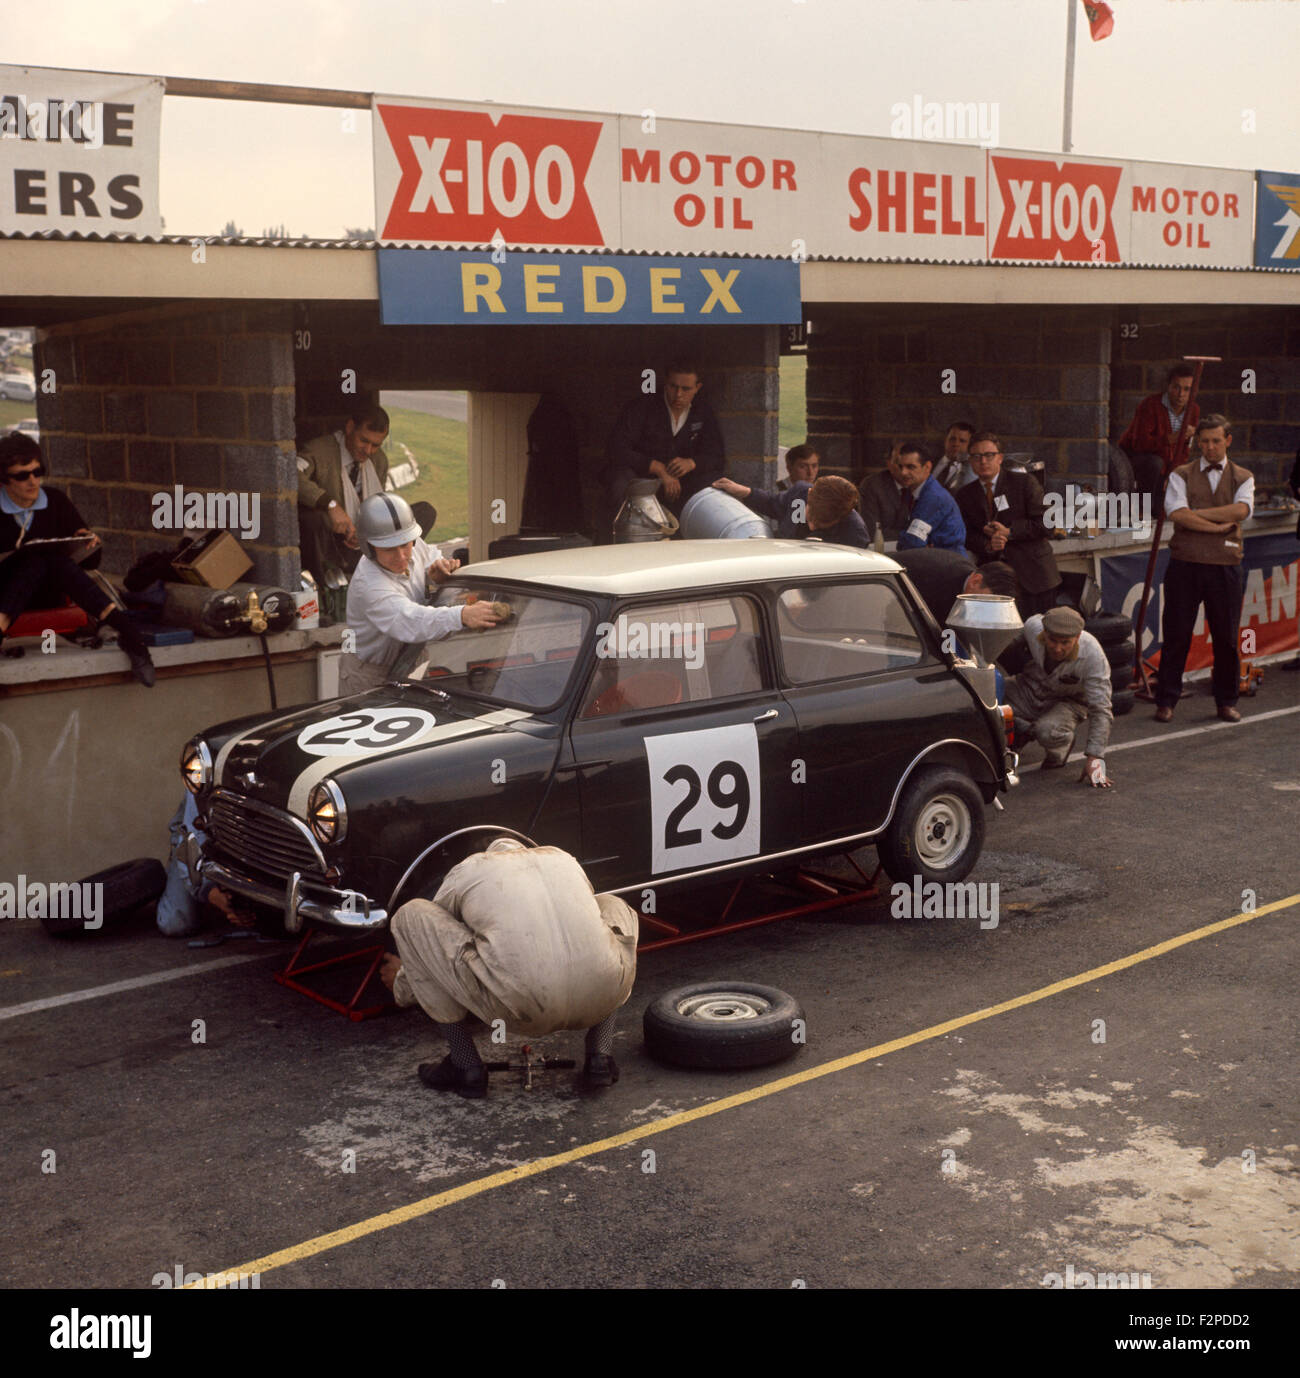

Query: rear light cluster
1000;704;1016;748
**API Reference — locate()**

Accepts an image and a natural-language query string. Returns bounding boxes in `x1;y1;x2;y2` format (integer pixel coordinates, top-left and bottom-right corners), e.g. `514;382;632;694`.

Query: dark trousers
1129;452;1166;513
1015;585;1061;620
1156;558;1244;708
0;547;114;626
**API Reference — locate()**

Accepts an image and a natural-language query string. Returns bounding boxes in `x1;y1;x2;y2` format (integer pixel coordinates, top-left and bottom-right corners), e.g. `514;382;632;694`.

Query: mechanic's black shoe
582;1054;619;1088
105;610;156;687
418;1056;487;1099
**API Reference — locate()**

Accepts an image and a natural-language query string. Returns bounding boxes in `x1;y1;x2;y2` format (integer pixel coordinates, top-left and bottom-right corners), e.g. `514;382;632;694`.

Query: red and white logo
990;155;1122;262
378;105;605;245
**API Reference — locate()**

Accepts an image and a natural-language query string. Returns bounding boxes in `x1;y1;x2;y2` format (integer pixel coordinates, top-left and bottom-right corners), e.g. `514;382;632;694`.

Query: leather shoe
124;646;156;688
1153;705;1174;723
418;1056;487;1099
1217;705;1242;723
581;1053;620;1088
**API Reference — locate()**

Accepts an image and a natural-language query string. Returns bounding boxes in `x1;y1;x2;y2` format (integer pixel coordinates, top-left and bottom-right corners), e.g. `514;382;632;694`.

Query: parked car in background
179;541;1018;934
0;372;37;402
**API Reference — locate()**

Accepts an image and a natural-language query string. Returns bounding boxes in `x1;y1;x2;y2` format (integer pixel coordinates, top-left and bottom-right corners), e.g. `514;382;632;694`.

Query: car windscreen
406;584;592;711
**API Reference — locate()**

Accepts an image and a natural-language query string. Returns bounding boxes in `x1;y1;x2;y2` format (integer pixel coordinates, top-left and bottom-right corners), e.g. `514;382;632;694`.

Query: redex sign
377;251;802;325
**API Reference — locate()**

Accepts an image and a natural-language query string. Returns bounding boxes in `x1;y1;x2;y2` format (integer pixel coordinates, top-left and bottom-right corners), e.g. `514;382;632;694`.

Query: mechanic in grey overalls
338;493;499;696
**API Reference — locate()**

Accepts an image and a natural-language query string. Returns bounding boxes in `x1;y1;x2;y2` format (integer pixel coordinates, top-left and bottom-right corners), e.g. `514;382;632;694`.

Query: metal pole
1063;0;1078;153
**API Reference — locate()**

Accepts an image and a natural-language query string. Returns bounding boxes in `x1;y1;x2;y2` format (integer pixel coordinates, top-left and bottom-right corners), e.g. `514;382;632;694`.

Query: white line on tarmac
0;953;269;1021
1071;703;1300;759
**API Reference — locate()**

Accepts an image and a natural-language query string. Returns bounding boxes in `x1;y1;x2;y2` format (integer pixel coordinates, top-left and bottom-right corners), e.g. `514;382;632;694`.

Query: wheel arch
386;824;538;912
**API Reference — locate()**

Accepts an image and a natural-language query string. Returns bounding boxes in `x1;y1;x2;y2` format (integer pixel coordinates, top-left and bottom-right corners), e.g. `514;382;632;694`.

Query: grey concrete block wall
807;303;1300;492
34;304;299;584
1108;304;1300;488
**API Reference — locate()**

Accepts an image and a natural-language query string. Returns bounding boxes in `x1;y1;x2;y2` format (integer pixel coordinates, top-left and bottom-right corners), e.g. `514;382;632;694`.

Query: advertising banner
1101;533;1299;669
0;65;163;237
1253;170;1300;268
377;249;803;325
374;94;1277;271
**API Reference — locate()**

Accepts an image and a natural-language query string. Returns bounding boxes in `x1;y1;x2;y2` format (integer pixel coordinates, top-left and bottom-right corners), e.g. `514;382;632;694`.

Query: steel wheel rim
676;992;772;1022
914;793;971;868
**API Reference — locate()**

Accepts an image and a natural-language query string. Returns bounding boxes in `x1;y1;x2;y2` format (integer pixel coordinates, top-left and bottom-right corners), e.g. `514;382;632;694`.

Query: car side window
579;596;765;719
776;581;926;685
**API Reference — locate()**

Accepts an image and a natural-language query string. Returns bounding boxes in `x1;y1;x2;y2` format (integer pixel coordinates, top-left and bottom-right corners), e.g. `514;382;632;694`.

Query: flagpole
1063;0;1078;152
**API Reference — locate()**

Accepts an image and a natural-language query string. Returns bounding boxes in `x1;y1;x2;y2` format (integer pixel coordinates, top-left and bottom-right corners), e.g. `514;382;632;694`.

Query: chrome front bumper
187;837;388;934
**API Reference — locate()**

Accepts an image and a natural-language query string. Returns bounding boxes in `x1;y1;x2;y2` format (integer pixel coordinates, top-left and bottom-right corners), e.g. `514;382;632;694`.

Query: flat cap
1042;606;1085;636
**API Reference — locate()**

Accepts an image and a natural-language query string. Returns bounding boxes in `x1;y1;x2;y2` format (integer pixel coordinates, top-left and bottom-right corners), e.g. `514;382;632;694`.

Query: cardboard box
172;531;252;589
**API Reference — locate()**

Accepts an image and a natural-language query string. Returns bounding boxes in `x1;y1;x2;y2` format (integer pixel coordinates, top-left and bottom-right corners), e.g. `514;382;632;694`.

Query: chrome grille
208;793;324;881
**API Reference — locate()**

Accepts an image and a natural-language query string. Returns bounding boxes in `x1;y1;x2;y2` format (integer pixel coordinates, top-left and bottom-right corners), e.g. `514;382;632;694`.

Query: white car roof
462;539;902;597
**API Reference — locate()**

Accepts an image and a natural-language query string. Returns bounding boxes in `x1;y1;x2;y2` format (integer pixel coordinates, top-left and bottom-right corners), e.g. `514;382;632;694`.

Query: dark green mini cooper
180;541;1018;932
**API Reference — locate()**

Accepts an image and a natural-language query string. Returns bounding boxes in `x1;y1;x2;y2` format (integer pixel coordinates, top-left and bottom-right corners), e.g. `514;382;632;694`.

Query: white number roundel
297;708;437;758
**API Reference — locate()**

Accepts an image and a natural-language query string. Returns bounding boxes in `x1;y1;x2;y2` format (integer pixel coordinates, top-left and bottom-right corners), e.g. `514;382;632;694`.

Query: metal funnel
945;594;1024;665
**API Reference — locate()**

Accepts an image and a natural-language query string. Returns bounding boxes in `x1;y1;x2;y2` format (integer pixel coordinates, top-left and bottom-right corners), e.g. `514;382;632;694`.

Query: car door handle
753;709;778;723
555;759;612;774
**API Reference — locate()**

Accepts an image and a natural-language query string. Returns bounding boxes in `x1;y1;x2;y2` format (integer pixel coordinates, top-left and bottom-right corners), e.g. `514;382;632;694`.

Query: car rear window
776;581;926;684
579;595;765;719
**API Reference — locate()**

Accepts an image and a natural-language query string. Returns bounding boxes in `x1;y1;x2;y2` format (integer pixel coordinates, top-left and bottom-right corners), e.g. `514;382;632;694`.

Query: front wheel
876;766;986;885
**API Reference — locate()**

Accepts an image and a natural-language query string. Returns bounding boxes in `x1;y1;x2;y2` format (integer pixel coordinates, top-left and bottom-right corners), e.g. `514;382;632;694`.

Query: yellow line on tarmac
192;892;1300;1288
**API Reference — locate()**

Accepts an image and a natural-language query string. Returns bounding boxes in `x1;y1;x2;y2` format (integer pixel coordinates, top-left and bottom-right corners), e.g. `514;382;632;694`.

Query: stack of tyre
1085;611;1137;716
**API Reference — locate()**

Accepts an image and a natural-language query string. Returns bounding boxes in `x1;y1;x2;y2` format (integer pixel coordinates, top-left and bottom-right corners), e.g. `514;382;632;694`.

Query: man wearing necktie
956;433;1061;618
1154;415;1254;723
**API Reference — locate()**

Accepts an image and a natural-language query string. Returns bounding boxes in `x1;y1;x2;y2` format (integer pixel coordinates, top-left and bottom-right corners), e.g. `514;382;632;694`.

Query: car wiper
404;681;451;703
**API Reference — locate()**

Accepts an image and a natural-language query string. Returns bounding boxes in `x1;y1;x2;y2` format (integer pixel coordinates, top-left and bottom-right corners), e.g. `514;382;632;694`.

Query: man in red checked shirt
1118;364;1199;511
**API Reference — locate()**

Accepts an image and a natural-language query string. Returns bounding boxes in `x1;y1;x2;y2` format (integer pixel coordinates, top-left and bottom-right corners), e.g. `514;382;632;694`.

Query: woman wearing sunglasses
0;432;155;686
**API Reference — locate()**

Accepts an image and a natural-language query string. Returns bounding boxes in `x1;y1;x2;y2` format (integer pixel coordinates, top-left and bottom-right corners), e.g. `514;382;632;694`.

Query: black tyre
1085;611;1133;645
1105;637;1136;668
876;766;986;886
1111;661;1135;691
1112;688;1136;717
41;857;166;937
643;982;805;1070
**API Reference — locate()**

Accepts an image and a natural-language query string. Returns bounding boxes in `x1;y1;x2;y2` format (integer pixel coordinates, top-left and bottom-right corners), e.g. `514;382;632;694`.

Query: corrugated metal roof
0;229;1293;272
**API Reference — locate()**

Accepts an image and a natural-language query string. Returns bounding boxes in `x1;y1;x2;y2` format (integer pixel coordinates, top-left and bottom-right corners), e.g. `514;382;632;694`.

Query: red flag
1083;1;1114;41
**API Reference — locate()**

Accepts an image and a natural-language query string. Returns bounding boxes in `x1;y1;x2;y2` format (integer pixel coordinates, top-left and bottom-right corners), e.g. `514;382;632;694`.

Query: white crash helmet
357;493;421;549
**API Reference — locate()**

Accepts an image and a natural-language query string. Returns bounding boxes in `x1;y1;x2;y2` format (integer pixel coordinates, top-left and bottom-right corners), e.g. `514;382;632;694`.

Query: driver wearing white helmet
339;493;500;695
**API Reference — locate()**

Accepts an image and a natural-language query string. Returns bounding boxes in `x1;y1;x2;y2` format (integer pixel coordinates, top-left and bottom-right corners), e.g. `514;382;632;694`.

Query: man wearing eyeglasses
0;432;155;685
956;432;1061;618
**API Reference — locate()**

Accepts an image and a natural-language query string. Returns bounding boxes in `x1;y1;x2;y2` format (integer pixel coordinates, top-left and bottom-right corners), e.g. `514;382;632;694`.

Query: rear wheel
877;767;985;886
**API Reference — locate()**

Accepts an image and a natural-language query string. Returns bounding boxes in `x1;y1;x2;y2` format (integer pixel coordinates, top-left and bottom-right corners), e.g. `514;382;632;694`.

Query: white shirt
666;400;691;437
345;538;464;669
1164;457;1254;518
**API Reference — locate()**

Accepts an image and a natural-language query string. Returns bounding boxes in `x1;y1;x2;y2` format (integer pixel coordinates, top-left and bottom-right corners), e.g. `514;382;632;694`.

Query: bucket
613;479;679;543
680;487;774;541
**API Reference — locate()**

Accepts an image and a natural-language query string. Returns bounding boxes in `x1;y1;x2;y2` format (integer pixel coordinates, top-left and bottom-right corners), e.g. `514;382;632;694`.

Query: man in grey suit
297;405;394;592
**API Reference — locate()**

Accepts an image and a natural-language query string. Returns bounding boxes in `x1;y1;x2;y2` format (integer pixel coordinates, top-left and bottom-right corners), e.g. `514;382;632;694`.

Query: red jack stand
638;854;881;953
273;929;390;1021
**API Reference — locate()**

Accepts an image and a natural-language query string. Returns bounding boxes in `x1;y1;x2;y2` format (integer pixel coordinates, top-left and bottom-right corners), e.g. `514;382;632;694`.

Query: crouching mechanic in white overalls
339;493;500;696
378;840;639;1096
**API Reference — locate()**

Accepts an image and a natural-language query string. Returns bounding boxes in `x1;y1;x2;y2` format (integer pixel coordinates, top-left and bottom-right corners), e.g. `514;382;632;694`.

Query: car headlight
308;779;347;845
180;738;212;794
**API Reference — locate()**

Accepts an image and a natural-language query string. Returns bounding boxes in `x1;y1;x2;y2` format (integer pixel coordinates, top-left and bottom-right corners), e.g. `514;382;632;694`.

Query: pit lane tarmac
3;680;1298;1291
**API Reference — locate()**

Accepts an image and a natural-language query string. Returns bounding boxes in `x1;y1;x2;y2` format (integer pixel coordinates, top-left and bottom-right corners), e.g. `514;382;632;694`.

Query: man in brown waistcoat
1154;415;1254;723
